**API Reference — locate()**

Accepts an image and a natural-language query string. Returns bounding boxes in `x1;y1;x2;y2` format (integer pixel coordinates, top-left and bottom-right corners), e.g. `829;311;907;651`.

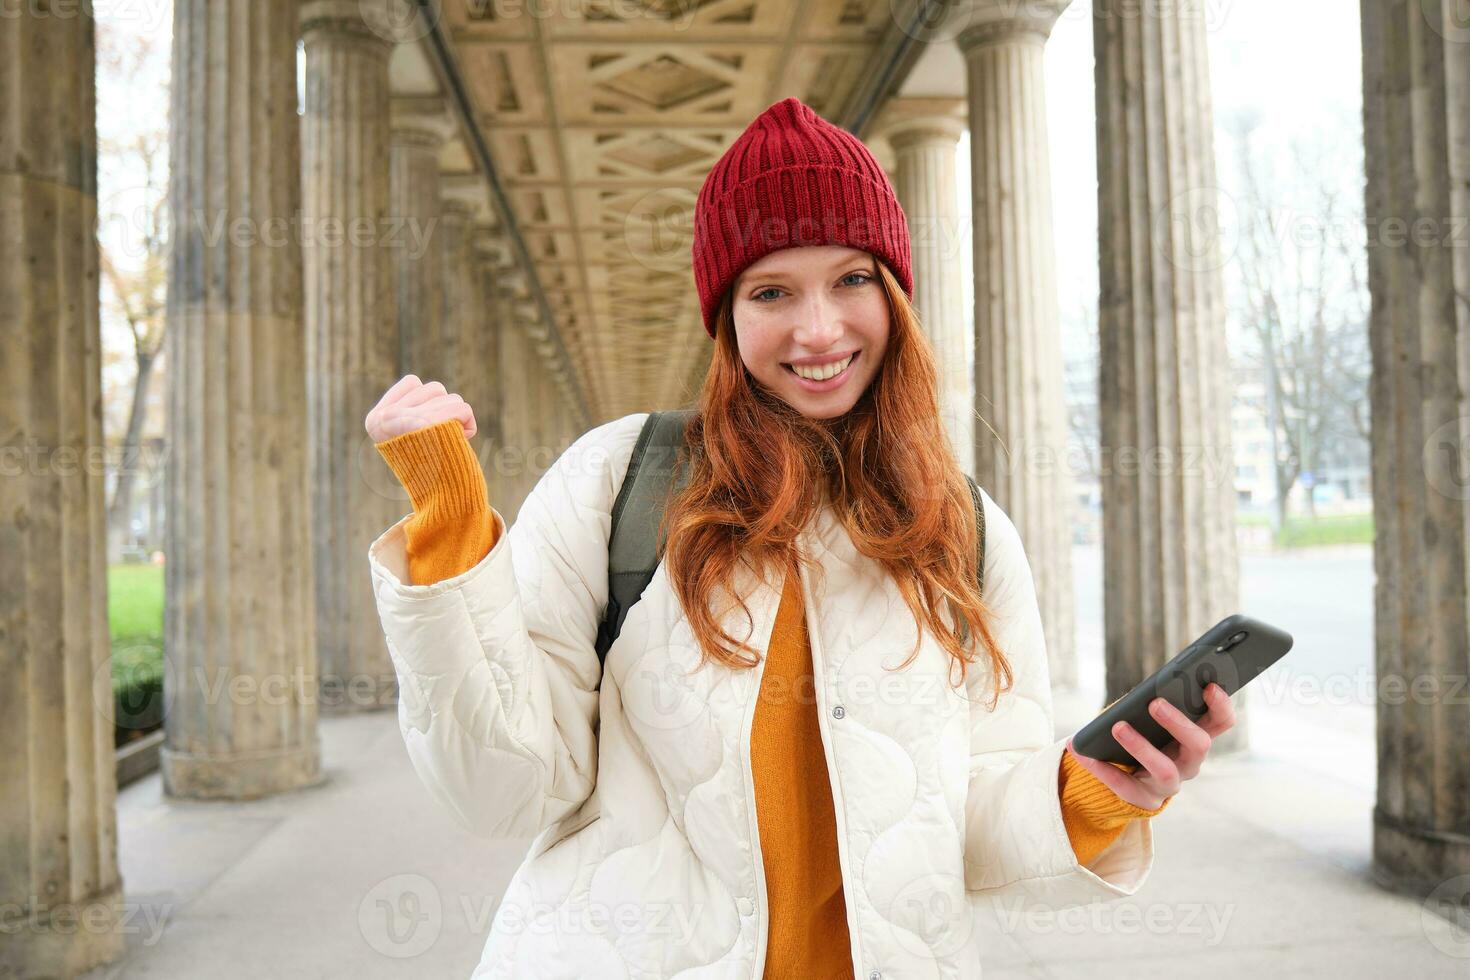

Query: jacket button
737;897;754;916
832;705;845;719
868;972;882;980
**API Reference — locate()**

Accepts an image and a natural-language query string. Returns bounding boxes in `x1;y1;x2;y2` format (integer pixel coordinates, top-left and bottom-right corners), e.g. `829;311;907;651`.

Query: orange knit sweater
376;420;1167;978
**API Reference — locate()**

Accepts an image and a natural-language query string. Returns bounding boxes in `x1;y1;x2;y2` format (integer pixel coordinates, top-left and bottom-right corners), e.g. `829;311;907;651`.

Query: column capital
390;96;456;147
514;299;551;340
500;268;531;300
299;0;408;49
440;197;475;221
472;224;514;268
442;176;497;225
952;0;1072;53
870;97;967;150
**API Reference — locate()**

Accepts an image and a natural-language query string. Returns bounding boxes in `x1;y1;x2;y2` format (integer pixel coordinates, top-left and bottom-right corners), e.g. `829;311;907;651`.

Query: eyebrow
740;253;869;284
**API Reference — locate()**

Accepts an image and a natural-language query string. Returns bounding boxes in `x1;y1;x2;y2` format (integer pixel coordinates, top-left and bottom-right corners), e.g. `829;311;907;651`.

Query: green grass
107;564;164;741
1275;512;1374;548
108;564;164;641
1237;511;1374;547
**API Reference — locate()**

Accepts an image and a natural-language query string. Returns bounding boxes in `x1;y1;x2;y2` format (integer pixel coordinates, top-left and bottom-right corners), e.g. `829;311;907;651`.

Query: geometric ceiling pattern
439;0;908;421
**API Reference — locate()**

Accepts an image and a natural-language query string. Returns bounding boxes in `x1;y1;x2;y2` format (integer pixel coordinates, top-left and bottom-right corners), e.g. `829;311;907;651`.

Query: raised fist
364;374;477;444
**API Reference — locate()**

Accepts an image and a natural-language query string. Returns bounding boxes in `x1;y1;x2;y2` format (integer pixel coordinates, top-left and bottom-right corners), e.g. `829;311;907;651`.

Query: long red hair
658;257;1014;707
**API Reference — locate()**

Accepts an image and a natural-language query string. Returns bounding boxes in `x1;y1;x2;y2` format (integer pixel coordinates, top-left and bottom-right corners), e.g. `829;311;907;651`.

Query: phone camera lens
1216;630;1248;653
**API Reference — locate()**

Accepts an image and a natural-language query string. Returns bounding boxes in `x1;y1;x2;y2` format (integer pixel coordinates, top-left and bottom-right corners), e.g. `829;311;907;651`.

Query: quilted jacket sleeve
366;412;649;840
962;486;1157;907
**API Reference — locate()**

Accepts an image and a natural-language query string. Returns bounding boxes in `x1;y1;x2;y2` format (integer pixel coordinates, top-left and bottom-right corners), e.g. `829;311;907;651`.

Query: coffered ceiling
430;0;938;422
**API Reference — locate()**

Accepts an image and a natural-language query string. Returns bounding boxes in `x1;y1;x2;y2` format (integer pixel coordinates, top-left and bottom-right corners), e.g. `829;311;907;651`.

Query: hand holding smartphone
1070;614;1294;767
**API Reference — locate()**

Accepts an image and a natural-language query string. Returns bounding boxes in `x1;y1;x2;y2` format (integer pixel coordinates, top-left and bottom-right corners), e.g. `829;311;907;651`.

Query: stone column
301;0;400;710
0;7;125;975
1093;0;1243;748
503;291;535;514
872;98;973;476
532;350;551;480
391;97;454;381
160;0;324;799
471;229;513;505
1361;0;1470;900
437;198;476;401
956;1;1077;688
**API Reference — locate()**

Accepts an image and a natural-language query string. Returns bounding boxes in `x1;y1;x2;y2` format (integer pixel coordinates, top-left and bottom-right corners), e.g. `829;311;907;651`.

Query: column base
160;739;325;800
1373;804;1470;901
0;880;127;978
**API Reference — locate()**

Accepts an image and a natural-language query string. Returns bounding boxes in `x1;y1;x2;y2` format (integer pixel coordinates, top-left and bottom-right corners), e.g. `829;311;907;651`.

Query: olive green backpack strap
594;410;695;663
964;473;987;597
593;411;987;664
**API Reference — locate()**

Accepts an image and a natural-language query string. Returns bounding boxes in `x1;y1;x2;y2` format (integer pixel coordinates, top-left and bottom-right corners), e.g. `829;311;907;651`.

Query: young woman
364;96;1236;980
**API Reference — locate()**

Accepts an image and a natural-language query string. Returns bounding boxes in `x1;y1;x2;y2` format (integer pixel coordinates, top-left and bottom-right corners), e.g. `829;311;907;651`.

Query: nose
792;291;844;349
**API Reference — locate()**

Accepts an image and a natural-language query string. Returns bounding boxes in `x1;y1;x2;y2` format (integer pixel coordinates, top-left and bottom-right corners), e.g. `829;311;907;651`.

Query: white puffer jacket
367;411;1156;980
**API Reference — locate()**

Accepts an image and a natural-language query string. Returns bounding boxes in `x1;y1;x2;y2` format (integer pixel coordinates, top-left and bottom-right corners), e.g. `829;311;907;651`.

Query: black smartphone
1070;613;1294;767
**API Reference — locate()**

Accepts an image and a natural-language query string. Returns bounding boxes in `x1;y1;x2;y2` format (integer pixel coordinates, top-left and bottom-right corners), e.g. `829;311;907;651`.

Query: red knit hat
691;96;913;339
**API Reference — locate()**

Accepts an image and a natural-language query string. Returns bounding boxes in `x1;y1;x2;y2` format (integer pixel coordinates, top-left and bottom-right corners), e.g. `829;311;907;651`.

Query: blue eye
751;272;871;303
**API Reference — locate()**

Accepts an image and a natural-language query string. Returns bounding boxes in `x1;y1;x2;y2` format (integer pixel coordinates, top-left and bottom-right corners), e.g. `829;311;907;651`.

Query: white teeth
791;353;853;381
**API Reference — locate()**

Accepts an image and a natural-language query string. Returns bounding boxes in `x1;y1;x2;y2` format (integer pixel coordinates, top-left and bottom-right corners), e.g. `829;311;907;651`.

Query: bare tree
99;22;169;561
1224;108;1370;532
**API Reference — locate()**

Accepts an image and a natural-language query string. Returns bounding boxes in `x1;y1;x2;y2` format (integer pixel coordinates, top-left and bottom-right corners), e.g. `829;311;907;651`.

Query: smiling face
730;245;891;420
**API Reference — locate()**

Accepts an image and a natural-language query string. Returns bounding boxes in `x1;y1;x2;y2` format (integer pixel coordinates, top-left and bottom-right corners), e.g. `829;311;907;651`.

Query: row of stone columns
160;0;584;803
10;4;1469;976
294;0;581;723
874;0;1470;901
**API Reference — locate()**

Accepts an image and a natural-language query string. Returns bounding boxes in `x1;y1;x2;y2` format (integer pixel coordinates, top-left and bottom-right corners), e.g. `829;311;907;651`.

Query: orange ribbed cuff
375;419;499;586
1058;749;1171;865
375;419;489;519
